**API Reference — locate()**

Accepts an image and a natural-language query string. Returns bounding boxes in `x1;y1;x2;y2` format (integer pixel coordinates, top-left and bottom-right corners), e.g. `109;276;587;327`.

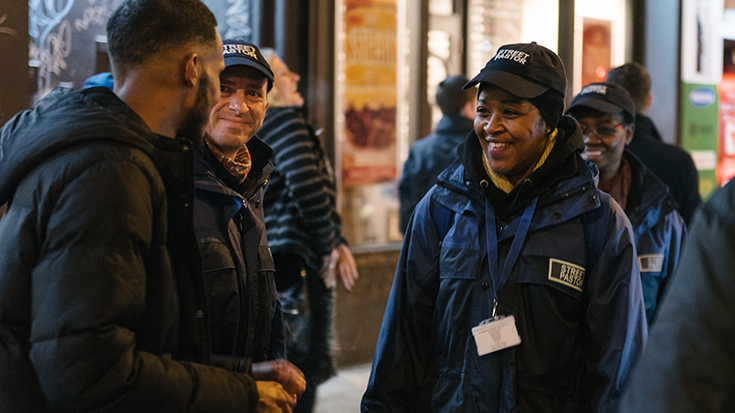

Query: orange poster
581;18;612;87
341;0;397;186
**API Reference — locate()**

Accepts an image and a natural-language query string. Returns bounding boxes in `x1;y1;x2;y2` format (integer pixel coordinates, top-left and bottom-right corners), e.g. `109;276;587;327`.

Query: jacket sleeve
270;113;342;257
29;160;257;412
584;198;648;413
617;186;735;413
676;154;702;226
398;148;419;234
361;195;443;412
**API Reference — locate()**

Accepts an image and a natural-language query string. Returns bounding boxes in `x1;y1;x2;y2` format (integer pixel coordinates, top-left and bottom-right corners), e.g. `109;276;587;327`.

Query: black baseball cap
463;42;567;98
567;82;636;121
221;39;274;91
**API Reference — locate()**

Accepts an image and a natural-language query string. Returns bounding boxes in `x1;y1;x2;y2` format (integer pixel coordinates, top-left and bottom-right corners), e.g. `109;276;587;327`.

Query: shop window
466;0;559;77
573;0;630;93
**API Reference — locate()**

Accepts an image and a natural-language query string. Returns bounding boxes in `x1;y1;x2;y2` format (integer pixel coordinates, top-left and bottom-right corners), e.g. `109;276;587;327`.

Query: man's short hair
107;0;217;66
436;75;475;116
606;62;651;114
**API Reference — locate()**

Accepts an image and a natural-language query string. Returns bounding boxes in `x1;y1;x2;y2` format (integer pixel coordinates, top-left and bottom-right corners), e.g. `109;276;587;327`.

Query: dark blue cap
568;82;636;121
221;39;274;91
464;42;567;98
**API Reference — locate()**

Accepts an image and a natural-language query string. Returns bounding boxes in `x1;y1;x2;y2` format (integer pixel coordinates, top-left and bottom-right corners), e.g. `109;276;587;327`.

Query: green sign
680;82;719;200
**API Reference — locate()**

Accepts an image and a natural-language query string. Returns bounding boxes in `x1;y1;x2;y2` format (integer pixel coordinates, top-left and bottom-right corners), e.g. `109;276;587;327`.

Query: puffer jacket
0;87;258;412
622;151;686;323
194;140;286;366
362;116;648;413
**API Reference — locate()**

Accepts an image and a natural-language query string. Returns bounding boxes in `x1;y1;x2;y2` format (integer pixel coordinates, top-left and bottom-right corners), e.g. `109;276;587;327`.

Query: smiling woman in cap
363;42;648;413
566;82;686;326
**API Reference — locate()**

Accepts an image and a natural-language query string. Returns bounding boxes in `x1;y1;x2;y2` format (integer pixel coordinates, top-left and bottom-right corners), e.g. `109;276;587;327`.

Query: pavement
313;363;372;412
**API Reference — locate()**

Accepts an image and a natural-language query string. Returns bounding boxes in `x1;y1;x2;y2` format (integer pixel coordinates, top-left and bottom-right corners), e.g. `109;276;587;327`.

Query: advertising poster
340;0;398;186
680;82;720;199
581;18;611;87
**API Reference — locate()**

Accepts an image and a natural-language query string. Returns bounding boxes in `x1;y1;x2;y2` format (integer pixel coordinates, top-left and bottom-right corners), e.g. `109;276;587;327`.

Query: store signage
689;87;717;107
680;82;720;199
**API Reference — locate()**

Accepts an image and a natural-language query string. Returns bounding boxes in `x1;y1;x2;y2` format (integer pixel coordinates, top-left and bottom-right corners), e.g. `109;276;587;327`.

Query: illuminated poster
681;83;719;199
681;0;723;84
581;18;611;87
341;0;397;186
717;39;735;186
717;74;735;185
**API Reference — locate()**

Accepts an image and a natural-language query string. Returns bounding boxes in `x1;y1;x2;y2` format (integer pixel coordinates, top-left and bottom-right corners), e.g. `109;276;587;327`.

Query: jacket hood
435;115;474;138
624;149;677;229
451;115;589;219
0;87;158;204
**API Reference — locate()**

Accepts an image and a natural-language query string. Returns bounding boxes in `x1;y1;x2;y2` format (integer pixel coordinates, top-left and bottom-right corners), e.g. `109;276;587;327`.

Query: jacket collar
195;136;273;201
435;115;474;136
435;157;601;239
0;87;163;203
633;113;663;142
623;149;677;226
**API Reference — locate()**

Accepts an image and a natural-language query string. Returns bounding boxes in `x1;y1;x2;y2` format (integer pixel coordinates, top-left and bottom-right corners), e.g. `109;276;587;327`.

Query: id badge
471;315;521;356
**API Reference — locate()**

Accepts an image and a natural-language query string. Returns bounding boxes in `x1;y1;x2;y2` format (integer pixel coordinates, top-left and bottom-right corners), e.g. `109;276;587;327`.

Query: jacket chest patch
638;254;664;273
547;258;585;292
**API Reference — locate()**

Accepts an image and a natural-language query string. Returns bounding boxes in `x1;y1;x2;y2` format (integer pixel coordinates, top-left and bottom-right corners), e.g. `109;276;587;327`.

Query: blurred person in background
362;42;647;412
566;82;686;325
398;74;476;234
617;177;735;413
606;62;701;225
258;48;359;413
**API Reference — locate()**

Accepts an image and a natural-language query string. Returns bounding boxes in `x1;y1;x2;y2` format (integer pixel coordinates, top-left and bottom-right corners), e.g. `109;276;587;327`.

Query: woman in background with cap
566;82;686;326
361;43;647;413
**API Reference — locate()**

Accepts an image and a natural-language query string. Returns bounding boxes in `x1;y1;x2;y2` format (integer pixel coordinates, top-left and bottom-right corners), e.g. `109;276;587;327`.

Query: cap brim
463;70;550;98
223;56;274;83
567;95;628;116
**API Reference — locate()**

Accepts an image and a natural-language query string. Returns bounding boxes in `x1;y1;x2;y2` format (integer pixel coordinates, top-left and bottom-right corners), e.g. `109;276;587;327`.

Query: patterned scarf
206;139;252;184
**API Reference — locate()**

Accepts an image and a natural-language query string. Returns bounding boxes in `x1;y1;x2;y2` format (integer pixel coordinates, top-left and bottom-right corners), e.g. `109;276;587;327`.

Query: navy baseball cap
567;82;636;122
464;42;567;98
221;39;274;91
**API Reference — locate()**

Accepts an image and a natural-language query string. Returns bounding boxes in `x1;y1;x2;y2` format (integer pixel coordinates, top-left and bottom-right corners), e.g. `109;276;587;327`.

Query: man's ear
184;53;199;87
461;100;476;119
624;124;635;145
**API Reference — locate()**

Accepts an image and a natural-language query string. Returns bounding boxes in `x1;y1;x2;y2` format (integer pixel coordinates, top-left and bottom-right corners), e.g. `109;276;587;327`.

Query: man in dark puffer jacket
0;1;294;412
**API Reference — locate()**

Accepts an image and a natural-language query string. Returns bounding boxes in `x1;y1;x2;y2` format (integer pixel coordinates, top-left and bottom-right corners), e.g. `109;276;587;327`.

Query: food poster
341;0;398;186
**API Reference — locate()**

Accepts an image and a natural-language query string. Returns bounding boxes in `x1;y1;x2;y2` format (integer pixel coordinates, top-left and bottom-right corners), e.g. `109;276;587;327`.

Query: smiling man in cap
363;42;646;413
193;39;305;413
567;82;686;325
